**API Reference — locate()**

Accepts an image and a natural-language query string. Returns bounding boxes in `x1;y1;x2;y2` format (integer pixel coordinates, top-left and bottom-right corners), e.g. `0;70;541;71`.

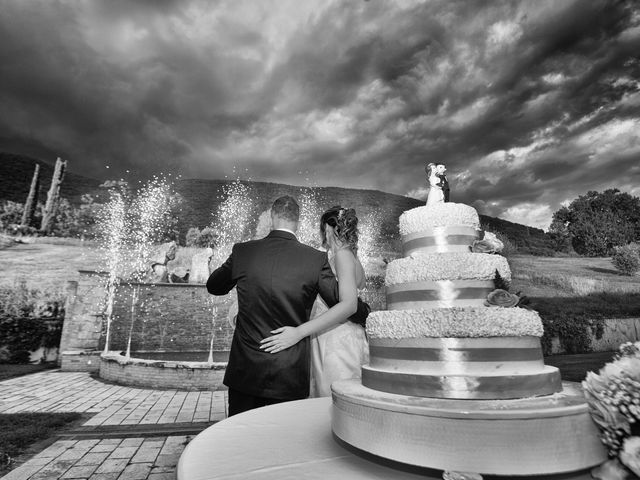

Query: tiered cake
331;203;606;477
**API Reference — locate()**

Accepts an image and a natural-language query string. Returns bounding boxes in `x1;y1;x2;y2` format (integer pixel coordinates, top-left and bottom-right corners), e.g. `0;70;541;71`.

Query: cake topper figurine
425;163;450;206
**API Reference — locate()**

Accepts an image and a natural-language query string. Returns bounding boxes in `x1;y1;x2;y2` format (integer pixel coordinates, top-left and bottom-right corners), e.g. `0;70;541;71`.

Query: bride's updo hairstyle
425;162;436;177
320;206;359;253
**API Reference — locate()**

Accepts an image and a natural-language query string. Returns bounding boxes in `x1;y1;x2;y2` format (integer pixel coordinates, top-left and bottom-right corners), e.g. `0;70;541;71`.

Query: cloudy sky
1;0;639;229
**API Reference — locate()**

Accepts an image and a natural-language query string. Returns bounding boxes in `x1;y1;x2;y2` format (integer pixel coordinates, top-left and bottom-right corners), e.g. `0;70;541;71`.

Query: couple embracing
207;195;370;416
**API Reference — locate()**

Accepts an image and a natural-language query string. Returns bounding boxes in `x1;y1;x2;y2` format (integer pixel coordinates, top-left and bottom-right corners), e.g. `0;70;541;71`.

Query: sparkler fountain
61;173;389;389
97;184;128;355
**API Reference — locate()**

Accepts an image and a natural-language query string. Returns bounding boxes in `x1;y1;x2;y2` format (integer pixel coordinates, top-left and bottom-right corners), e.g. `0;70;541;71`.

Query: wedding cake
331;202;606;477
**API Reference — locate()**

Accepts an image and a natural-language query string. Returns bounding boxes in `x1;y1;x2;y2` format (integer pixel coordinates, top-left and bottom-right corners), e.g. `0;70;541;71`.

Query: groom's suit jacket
207;229;342;400
438;174;450;202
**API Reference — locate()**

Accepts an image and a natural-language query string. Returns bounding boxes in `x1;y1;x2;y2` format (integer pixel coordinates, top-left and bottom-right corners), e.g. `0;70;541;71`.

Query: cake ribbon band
361;367;563;400
386;280;494;309
369;345;543;363
402;226;480;256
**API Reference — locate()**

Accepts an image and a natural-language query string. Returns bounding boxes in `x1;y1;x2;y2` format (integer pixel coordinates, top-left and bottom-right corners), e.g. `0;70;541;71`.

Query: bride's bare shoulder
334;248;365;288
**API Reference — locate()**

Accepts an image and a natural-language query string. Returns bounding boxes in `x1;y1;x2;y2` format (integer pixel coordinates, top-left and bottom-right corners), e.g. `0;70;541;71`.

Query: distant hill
0;152;554;254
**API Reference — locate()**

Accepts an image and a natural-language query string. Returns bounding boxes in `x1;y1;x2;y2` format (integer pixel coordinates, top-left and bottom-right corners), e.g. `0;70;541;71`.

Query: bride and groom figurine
426;162;450;206
207;196;370;416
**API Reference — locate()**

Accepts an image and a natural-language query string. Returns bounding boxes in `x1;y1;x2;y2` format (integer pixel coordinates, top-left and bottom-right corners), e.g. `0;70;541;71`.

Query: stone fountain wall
59;270;235;371
106;282;233;352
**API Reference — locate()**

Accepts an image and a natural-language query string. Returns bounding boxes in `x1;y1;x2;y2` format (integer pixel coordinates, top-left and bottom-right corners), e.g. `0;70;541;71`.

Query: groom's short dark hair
271;195;299;222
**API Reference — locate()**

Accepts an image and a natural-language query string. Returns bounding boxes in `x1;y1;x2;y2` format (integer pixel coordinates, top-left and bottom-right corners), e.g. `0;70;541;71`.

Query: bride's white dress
309;256;369;398
426;174;444;206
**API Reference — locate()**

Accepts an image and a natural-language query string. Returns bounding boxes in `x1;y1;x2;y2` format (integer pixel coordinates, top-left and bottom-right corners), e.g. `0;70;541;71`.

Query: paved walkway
0;352;615;480
0;370;228;480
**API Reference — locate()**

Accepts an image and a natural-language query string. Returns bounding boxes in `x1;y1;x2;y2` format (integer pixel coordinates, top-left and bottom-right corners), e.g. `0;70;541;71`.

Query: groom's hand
348;297;370;328
260;326;303;354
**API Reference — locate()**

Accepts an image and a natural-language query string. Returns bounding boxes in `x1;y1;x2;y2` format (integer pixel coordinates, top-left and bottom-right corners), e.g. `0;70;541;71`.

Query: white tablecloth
177;397;444;480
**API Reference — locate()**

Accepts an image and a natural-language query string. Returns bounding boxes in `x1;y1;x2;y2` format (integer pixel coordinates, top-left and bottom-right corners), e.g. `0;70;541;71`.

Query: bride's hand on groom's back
259;326;303;354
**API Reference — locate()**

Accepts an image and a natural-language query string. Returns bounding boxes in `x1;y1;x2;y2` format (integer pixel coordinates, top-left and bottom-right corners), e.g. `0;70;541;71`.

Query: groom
436;163;450;202
207;195;368;416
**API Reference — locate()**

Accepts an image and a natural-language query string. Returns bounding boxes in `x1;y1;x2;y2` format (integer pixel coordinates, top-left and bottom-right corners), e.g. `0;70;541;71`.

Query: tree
551;189;640;256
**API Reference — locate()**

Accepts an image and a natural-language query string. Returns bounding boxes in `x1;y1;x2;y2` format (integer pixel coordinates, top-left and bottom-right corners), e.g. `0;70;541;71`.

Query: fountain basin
99;351;229;390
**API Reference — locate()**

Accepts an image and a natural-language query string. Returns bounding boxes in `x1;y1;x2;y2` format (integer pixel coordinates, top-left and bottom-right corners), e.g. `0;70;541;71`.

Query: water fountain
59;175;388;389
95;177;248;389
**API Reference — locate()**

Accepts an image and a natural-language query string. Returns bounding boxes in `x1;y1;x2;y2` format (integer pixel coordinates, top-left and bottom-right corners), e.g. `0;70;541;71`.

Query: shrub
533;292;640;354
185;227;200;247
0;201;25;231
612;243;640;276
0;283;65;363
185;227;217;248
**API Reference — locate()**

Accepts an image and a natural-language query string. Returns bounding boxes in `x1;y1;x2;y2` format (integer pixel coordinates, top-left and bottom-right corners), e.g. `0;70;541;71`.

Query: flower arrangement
471;231;504;254
485;289;520;307
485;288;531;309
583;341;640;479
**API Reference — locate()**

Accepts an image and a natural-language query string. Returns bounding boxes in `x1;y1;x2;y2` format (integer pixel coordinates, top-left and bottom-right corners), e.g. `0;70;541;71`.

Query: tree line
549;189;640;257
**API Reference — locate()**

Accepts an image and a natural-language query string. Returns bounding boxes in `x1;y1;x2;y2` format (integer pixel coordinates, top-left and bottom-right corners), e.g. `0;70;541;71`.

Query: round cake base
331;380;607;476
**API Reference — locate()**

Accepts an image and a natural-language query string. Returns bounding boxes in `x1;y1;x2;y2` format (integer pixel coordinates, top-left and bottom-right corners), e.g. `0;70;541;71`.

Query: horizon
4;151;565;233
1;1;639;230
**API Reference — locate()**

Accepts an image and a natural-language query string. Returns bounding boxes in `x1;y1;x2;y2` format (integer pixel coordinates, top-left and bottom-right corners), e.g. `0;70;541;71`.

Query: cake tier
399;203;480;236
402;225;480;256
332;380;607;476
367;306;544;338
362;336;562;400
386;252;511;285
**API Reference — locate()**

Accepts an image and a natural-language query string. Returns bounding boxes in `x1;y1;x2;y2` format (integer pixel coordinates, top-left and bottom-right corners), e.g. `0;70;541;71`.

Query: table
176;397;593;480
177;397;446;479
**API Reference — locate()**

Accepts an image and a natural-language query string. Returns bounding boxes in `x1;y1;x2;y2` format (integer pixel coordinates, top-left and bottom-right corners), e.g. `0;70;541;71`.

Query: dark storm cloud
1;0;639;228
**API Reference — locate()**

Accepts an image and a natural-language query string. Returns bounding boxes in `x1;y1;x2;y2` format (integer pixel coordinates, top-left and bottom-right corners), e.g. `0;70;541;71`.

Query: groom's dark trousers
207;229;366;416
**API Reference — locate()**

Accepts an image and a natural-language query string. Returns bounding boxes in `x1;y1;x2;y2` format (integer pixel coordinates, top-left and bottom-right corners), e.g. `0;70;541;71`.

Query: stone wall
59;271;235;365
59;274;107;358
106;282;234;353
549;318;640;354
591;318;640;352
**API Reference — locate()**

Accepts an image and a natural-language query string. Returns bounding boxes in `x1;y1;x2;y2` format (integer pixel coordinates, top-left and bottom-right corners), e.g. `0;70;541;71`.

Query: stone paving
0;370;228;480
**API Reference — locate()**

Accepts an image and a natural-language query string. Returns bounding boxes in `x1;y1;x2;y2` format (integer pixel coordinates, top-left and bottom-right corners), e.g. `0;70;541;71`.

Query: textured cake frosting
367;306;544;338
399;203;480;235
386;252;511;285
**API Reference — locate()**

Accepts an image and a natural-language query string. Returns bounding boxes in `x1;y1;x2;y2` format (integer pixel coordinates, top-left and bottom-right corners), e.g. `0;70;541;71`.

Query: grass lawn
509;254;640;297
0;241;102;289
0;412;83;475
0;363;58;382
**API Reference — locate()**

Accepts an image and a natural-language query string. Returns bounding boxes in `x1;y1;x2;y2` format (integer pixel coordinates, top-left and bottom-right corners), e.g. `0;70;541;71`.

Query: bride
309;206;369;397
260;206;369;397
425;162;445;206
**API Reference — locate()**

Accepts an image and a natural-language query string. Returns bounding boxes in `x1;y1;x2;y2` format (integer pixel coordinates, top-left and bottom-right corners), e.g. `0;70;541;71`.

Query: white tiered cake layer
399;203;480;235
385;253;510;309
364;308;561;399
399;203;481;255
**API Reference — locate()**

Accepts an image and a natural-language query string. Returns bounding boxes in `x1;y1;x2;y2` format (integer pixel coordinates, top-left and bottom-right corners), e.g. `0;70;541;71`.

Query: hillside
0;152;102;204
0;152;554;253
174;179;421;248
